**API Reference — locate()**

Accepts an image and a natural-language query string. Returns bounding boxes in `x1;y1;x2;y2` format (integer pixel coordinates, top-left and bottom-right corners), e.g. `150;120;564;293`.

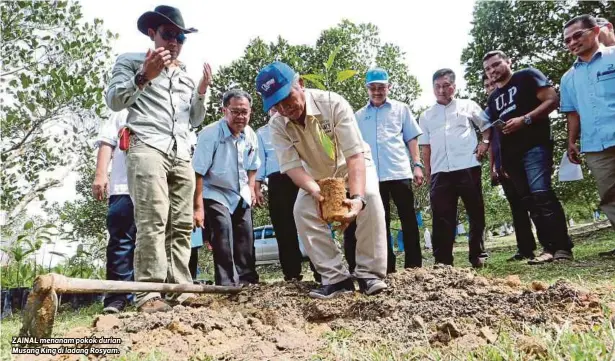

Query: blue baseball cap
256;62;296;112
365;68;389;85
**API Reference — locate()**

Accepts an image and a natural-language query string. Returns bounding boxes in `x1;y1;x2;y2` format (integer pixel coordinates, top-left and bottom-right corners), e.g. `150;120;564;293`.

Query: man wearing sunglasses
483;50;573;265
560;14;615;257
106;5;212;313
192;89;261;286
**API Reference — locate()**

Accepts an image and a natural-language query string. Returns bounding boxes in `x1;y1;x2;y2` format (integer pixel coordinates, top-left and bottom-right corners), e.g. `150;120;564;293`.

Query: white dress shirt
418;99;490;175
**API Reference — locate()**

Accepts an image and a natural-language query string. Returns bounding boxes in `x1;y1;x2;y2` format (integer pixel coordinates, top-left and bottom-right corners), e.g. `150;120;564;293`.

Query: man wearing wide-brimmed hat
106;5;212;313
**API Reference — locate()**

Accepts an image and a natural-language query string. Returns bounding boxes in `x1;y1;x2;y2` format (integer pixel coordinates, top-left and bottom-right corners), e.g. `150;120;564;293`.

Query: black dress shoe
507;252;535;262
308;278;355;299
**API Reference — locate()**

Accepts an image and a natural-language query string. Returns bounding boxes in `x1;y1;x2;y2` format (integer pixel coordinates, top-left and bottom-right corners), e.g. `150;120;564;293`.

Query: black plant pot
1;290;12;319
10;287;31;311
60;293;103;309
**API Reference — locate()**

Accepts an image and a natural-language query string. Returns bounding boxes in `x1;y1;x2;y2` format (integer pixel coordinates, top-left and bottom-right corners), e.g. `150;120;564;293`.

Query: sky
79;0;477;107
19;0;477;263
42;0;478;206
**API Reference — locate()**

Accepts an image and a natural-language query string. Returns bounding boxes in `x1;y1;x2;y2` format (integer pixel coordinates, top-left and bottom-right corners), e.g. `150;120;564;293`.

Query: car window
264;227;276;238
253;229;263;239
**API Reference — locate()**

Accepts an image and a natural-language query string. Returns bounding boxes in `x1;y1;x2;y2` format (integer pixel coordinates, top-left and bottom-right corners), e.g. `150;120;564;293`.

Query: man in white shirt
92;109;136;314
419;68;492;268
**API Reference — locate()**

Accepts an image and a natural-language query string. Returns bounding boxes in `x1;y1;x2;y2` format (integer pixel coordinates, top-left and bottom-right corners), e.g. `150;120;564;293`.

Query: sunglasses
158;30;186;44
563;28;592;45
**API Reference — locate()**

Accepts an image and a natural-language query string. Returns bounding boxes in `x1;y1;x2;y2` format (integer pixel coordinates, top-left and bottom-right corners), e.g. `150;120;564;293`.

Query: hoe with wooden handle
19;273;242;339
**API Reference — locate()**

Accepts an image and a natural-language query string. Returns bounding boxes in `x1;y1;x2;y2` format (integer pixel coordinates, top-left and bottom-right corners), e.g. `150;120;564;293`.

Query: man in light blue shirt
255;118;321;282
346;68;425;273
561;14;615;257
193;89;261;286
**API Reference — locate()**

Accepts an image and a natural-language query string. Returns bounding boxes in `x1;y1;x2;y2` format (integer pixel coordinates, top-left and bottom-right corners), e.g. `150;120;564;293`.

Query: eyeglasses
228;109;250;117
158;30;186;44
563;28;593;45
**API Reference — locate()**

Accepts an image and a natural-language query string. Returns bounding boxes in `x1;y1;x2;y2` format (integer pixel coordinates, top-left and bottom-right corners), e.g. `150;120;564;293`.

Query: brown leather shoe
137;297;172;313
527;252;554;265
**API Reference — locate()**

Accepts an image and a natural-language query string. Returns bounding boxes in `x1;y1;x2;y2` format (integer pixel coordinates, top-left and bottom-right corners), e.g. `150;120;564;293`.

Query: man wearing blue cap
255;62;388;299
106;5;212;313
348;68;424;272
254;110;322;283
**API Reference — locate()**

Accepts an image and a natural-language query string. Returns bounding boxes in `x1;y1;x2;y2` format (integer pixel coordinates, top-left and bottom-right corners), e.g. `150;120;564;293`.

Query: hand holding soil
336;198;363;230
316;178;350;223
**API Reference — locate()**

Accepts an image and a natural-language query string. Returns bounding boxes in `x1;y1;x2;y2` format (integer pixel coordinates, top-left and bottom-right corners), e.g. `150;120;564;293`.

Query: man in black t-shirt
483;50;573;265
483;74;537;261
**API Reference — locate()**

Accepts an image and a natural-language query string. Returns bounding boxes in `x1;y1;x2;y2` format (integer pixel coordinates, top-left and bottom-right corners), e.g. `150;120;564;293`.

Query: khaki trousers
294;164;387;284
586;146;615;229
126;139;195;306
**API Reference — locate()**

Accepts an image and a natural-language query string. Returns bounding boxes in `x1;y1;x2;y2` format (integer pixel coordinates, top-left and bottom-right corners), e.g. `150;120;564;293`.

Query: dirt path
19;266;613;360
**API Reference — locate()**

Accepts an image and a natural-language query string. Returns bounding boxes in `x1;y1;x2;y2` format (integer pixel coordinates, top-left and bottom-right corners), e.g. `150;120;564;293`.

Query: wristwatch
481;139;490;144
523;115;533;126
134;72;149;88
350;194;367;210
413;162;425;169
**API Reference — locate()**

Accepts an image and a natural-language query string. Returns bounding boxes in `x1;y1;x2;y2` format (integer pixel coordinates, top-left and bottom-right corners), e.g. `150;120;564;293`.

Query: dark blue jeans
105;195;136;306
504;144;573;254
499;176;537;256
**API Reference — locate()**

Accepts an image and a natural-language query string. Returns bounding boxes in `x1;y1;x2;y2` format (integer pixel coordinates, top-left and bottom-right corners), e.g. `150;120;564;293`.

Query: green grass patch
313;319;615;361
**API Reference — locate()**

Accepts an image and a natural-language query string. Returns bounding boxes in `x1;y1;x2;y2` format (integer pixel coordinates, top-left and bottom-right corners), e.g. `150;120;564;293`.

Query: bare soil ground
19;265;614;361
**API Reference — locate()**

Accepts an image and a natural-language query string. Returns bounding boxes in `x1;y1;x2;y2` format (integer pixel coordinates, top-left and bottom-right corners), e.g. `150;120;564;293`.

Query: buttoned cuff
280;160;303;174
194;90;206;102
120;76;143;99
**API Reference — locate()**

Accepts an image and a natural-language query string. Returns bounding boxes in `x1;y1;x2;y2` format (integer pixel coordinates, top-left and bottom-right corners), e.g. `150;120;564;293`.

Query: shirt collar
574;45;605;67
220;118;245;140
434;98;456;108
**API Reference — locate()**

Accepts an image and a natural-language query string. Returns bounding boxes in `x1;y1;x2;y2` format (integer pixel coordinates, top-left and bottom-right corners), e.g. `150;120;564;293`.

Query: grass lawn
1;225;613;360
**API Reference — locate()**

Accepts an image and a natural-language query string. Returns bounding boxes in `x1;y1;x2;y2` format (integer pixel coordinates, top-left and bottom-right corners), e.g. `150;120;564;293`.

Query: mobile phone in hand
491;119;506;130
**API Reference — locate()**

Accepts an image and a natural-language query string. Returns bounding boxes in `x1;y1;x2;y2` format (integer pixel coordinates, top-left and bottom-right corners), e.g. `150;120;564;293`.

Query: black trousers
268;172;321;282
344;179;422;273
204;199;258;286
430;166;487;265
189;247;199;280
499;176;537;256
